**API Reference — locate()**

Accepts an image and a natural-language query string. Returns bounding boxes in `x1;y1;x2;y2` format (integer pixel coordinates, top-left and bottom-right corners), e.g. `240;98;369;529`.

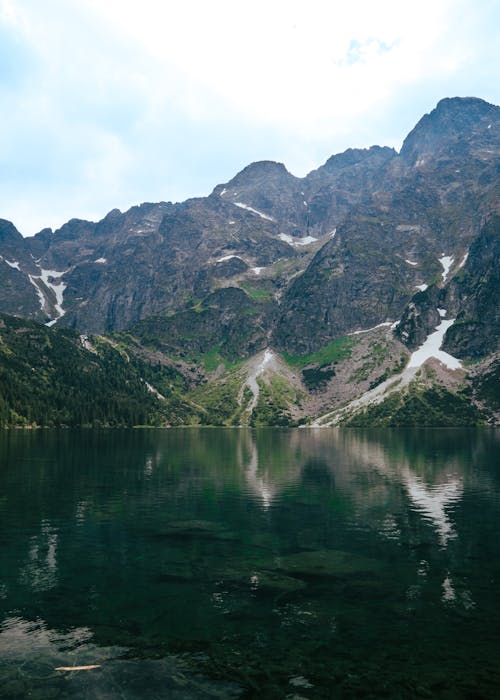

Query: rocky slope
0;96;498;426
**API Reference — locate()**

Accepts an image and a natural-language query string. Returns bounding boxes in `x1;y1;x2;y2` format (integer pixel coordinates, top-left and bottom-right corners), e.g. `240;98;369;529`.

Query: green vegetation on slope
282;336;356;369
0;315;197;428
341;383;486;427
0;314;495;429
251;376;304;427
189;370;248;426
472;359;500;414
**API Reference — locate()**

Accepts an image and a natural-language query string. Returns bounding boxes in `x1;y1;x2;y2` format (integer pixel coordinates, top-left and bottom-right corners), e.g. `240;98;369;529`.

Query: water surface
0;428;499;698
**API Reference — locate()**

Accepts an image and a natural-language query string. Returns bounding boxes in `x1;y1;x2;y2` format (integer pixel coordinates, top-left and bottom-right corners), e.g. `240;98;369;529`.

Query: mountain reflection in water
0;427;499;699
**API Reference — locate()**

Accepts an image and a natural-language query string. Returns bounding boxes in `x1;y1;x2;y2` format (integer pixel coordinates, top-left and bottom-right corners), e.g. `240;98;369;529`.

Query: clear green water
0;428;499;699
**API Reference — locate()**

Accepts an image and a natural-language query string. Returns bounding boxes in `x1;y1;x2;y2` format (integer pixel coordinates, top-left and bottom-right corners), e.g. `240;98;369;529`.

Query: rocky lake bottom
0;427;499;698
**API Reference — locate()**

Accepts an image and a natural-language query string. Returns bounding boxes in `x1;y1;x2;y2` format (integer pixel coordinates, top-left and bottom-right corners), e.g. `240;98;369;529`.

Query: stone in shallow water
211;560;306;592
244;570;306;593
276;549;380;578
157;520;238;541
289;675;314;688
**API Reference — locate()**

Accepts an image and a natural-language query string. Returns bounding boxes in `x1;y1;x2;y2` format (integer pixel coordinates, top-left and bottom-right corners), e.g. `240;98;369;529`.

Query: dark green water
0;428;499;699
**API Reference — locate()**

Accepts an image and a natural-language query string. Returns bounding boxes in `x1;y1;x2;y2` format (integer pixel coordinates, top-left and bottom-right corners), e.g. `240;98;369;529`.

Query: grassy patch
251;376;304;427
187;346;244;373
240;283;273;302
282;336;356;369
190;371;245;426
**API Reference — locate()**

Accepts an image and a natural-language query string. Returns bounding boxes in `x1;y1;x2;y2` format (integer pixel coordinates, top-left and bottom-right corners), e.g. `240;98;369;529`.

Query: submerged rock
156;520;237;541
276;549;380;579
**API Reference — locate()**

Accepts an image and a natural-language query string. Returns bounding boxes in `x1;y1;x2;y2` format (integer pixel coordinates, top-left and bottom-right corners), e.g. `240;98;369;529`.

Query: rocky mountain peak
0;219;24;246
400;96;499;164
320;146;396;173
213;160;297;197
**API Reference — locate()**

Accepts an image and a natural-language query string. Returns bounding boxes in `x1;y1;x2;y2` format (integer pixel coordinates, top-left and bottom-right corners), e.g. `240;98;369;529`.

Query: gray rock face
442;215;500;359
131;287;273;359
0;220;43;319
0;97;498;365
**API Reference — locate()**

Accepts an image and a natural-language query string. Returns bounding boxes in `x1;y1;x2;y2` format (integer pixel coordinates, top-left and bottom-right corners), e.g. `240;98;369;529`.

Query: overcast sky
1;0;499;236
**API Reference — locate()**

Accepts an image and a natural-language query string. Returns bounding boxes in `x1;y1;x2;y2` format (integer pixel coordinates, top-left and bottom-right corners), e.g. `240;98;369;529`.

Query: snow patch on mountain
3;259;21;270
439;255;454;283
314;315;462;426
26;267;69;327
279;233;318;247
145;381;165;400
234;202;275;221
244;349;275;416
408;318;461;370
348;322;394;335
216;254;241;263
28;275;46;312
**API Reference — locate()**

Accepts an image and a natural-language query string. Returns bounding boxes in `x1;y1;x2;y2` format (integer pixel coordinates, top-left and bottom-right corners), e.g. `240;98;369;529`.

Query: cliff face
0;97;499;426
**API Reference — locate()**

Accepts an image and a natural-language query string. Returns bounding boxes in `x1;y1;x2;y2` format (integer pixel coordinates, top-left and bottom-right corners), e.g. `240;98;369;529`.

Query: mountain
0;97;498;427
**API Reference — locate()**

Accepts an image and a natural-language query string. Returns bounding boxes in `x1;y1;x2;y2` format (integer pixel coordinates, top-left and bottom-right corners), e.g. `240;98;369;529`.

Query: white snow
279;233;318;247
28;275;46;312
228;221;236;225
145;381;165;400
437;308;447;317
329;228;337;238
244;349;275;416
415;284;428;292
457;252;469;270
408;318;461;370
439;255;454;283
314;315;462;426
234;202;275;221
35;268;68;327
303;200;308;206
258;349;273;375
348;322;394;336
405;259;418;266
94;257;107;264
4;259;21;270
252;267;264;275
220;188;227;196
295;235;317;246
487;124;492;129
216;254;241;263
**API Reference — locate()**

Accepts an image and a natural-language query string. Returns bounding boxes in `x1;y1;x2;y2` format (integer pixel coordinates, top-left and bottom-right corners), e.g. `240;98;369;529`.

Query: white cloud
0;0;498;234
81;0;461;132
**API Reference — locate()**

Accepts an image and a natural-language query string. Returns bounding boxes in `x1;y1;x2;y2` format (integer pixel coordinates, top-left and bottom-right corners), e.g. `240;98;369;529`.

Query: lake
0;428;499;698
